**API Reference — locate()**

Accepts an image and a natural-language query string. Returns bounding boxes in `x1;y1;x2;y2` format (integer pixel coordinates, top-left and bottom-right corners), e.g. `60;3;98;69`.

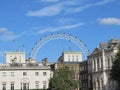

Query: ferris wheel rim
30;33;90;60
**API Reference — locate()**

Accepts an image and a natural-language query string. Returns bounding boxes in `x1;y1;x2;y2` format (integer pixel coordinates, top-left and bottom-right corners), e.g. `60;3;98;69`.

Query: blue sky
0;0;120;63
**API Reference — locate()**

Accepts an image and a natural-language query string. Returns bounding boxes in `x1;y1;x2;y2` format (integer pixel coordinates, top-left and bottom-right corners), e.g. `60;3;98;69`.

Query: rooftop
5;51;25;54
63;51;82;54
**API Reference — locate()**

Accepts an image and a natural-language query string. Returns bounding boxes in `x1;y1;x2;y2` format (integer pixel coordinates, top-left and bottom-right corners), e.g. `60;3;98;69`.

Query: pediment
92;47;101;55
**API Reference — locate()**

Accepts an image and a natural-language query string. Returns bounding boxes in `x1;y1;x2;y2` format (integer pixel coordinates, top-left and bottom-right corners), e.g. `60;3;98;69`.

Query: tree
111;43;120;87
49;66;80;90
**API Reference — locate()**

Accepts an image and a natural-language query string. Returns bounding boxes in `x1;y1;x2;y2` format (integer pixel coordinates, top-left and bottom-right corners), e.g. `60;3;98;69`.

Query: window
68;55;70;58
43;72;47;76
68;58;70;62
76;58;78;62
35;72;39;76
2;72;6;77
68;55;70;62
72;58;74;62
43;81;47;89
19;56;21;63
35;81;39;89
21;83;29;90
11;72;14;77
23;83;27;90
2;83;6;90
76;55;78;61
72;55;74;62
76;55;78;57
23;72;27;76
11;83;14;90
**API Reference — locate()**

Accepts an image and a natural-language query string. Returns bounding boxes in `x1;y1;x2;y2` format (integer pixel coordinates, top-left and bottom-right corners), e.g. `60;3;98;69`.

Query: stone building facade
88;39;119;90
0;52;53;90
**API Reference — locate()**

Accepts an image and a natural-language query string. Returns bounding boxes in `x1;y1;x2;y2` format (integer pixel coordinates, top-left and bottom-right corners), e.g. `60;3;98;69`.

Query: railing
0;65;51;70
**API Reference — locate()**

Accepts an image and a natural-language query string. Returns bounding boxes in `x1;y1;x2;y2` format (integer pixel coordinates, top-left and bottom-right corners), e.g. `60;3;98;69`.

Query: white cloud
26;0;76;17
26;4;62;17
0;28;12;34
38;22;84;34
66;0;114;13
94;0;114;5
0;28;22;41
26;0;115;17
26;0;80;17
98;17;120;25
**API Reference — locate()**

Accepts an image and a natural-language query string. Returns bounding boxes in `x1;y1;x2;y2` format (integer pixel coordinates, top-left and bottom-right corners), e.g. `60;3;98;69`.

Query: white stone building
58;51;82;63
0;52;53;90
5;52;26;64
88;39;119;90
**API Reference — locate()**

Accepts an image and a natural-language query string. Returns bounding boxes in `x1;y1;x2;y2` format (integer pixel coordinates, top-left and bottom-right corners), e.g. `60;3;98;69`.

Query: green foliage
111;44;120;87
49;66;79;90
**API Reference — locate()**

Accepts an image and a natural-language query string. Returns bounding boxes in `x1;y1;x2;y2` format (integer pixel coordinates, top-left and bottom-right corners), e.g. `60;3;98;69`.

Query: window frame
23;72;27;76
43;72;47;76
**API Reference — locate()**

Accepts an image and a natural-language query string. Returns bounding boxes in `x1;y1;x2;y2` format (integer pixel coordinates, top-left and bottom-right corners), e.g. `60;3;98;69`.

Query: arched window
2;82;6;90
10;82;14;90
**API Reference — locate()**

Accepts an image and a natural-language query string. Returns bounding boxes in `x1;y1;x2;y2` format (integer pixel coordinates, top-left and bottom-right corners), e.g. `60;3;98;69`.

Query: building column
102;49;106;69
103;72;107;90
92;59;94;72
102;49;108;90
99;56;101;70
95;58;98;71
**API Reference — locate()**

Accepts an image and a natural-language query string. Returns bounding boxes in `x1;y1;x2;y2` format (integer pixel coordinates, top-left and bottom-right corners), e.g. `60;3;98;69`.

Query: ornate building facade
88;39;119;90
